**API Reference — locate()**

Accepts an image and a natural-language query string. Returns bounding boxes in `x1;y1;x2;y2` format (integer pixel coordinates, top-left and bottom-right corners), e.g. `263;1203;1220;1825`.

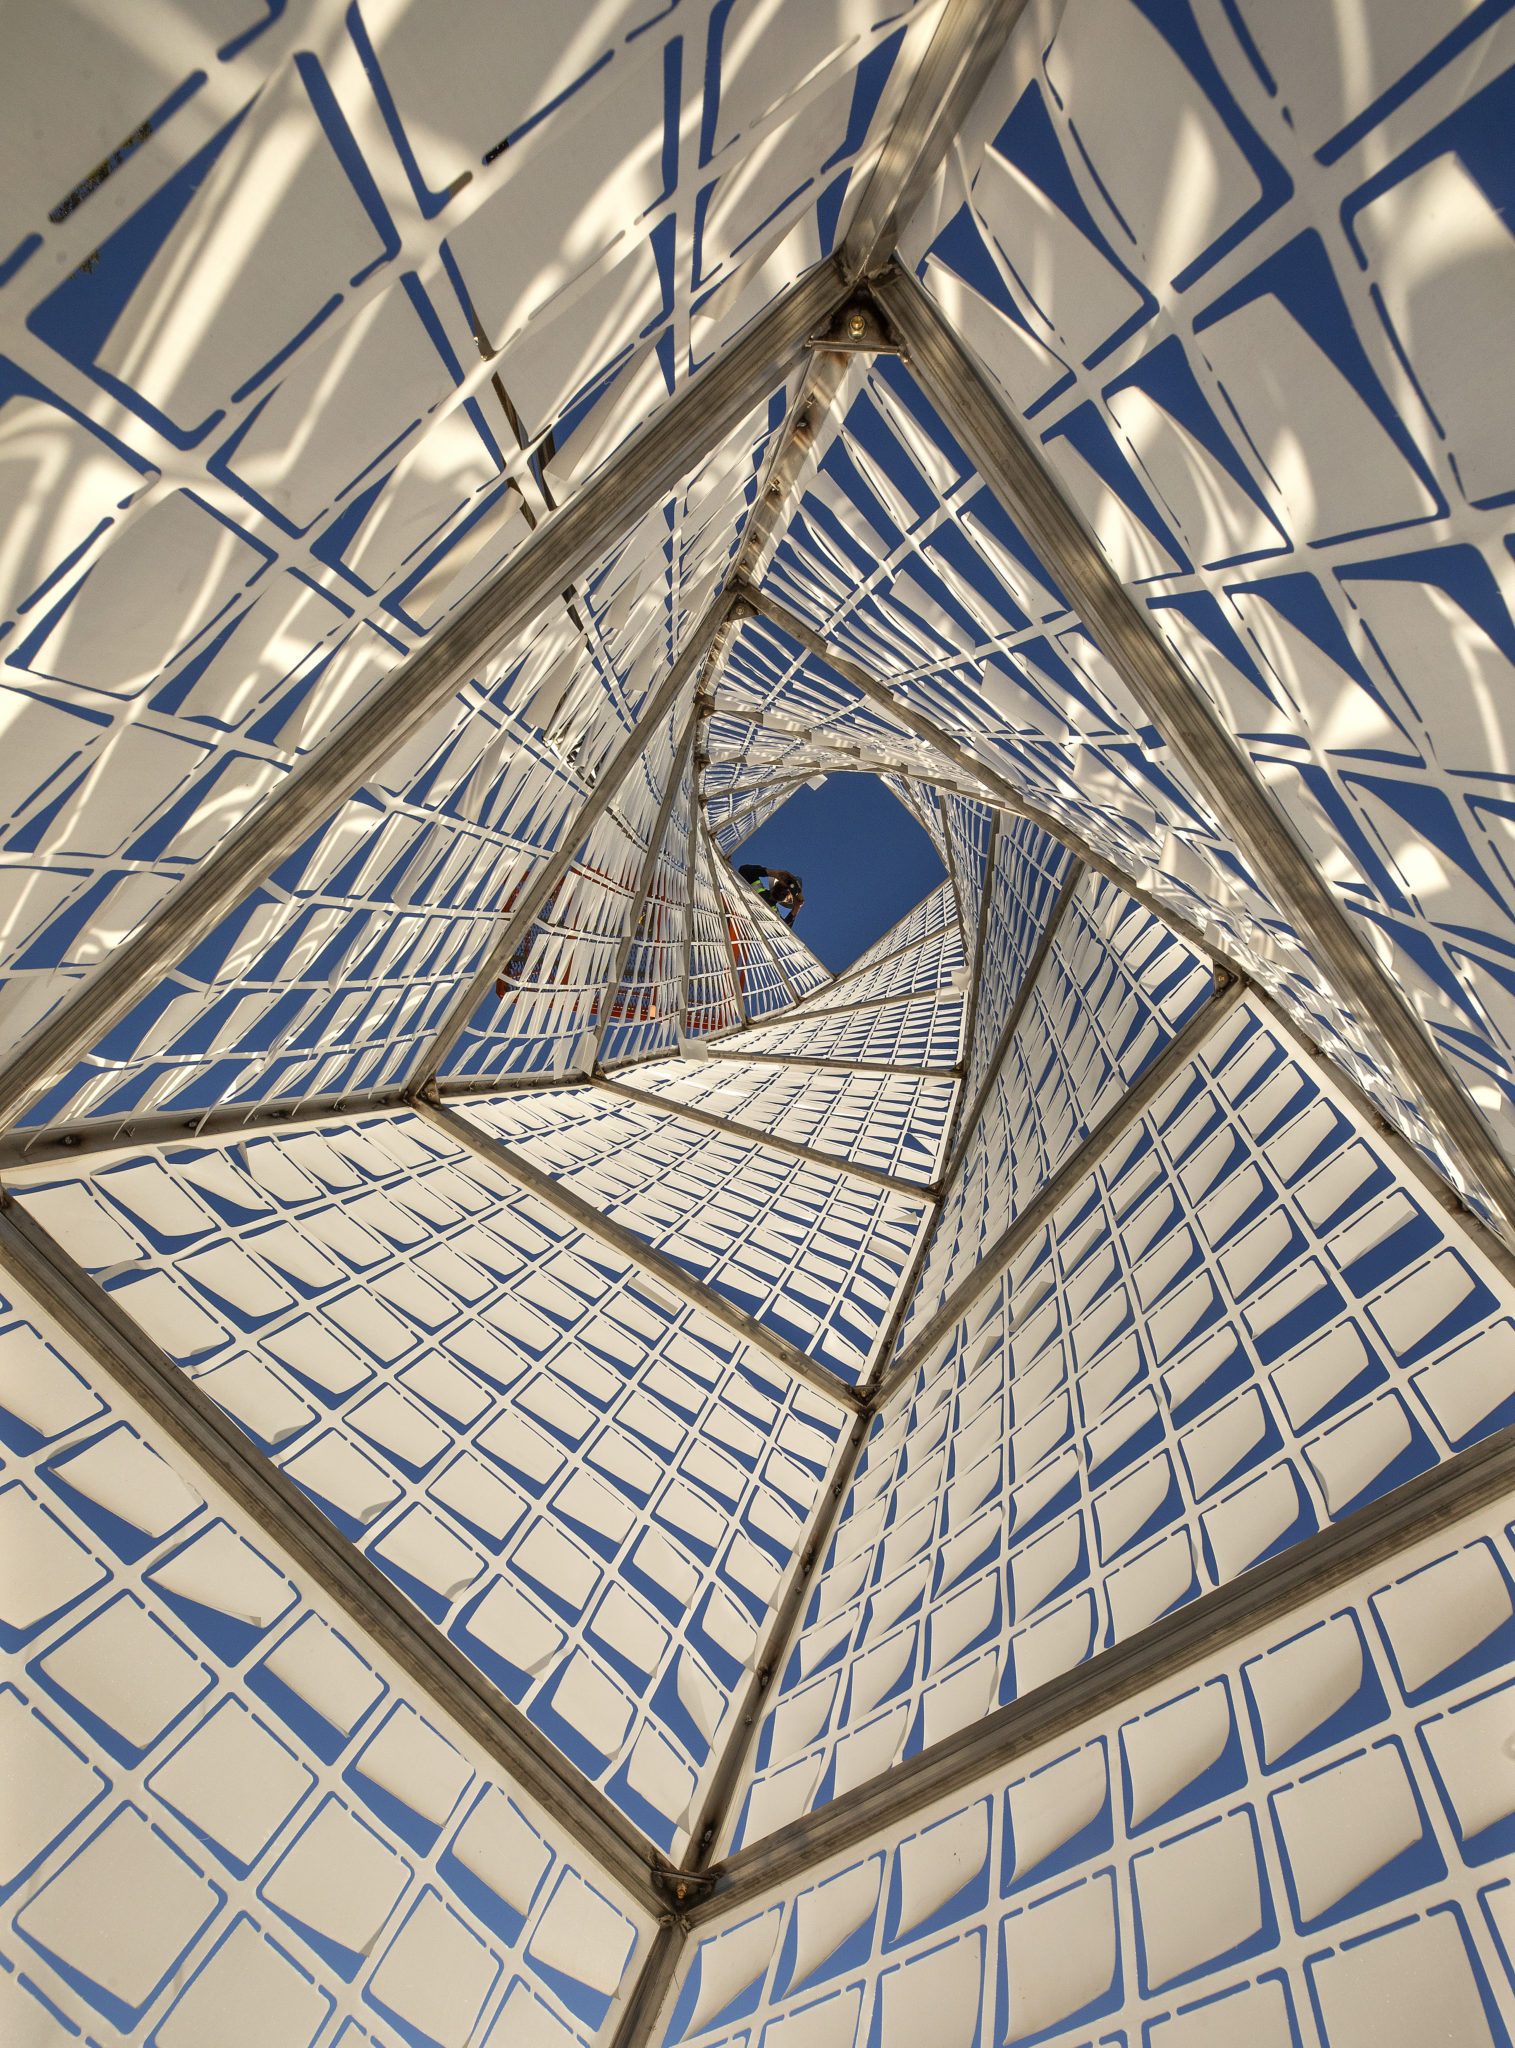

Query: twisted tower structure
3;4;1515;2044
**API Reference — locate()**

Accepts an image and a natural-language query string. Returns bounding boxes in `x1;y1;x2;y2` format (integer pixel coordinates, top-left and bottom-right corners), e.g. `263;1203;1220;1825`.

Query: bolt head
847;309;867;338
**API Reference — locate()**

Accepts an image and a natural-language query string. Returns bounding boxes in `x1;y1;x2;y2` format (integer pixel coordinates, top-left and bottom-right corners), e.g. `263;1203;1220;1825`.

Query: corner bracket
805;292;903;356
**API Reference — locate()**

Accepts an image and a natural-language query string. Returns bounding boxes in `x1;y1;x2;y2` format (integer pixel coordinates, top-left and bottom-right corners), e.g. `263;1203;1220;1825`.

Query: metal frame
728;343;861;592
673;1396;873;1897
0;259;847;1139
848;843;1056;1401
0;1063;600;1175
411;600;735;1087
876;263;1515;1243
711;1052;963;1077
906;779;968;946
707;771;814;838
694;1408;1515;1917
706;978;968;1037
948;804;1000;1159
10;5;1515;2036
586;709;702;1067
0;1194;669;1914
937;854;1085;1191
839;0;1035;280
594;1076;935;1197
600;1044;712;1078
702;817;749;1026
874;972;1249;1405
679;717;703;1037
414;1099;867;1412
0;1082;407;1174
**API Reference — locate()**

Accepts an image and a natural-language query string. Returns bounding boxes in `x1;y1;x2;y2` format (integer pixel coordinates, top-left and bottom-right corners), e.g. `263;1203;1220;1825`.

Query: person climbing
738;864;804;926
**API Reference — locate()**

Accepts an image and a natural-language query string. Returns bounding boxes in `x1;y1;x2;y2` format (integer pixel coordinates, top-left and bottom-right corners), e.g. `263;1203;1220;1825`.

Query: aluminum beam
0;258;848;1139
856;857;1083;1397
874;973;1248;1404
950;803;999;1161
679;722;703;1036
876;262;1515;1241
860;1188;944;1392
716;1052;962;1078
586;710;701;1066
706;976;965;1038
706;828;752;1025
607;1923;688;2048
729;346;861;590
415;1099;867;1413
614;29;1058;1956
841;0;1034;279
680;1400;873;1883
694;1410;1515;1919
594;1077;933;1197
0;1083;404;1174
938;855;1085;1191
911;781;968;946
0;1066;599;1174
0;1196;667;1913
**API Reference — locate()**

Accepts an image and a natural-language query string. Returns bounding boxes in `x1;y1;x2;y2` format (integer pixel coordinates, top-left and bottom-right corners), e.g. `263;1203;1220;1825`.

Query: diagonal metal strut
594;1075;934;1197
0;1194;669;1913
875;262;1515;1244
411;600;737;1088
416;1098;867;1412
586;706;703;1067
0;259;850;1140
875;973;1250;1405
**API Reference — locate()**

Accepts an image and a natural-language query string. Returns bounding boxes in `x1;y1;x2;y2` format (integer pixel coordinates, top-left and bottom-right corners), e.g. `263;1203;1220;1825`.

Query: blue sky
729;774;946;972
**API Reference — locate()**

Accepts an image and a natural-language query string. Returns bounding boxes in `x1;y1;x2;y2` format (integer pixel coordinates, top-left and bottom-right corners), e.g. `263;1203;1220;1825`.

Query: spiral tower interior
4;3;1515;2045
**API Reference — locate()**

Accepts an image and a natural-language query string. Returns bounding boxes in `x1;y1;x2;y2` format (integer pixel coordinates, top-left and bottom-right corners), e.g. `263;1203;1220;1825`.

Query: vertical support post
704;821;750;1027
679;741;702;1039
411;597;734;1089
947;806;999;1162
588;713;700;1067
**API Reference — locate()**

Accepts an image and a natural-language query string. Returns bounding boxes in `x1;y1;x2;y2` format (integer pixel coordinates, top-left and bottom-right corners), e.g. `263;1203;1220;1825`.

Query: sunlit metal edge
0;259;849;1139
0;1196;668;1911
877;262;1515;1245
